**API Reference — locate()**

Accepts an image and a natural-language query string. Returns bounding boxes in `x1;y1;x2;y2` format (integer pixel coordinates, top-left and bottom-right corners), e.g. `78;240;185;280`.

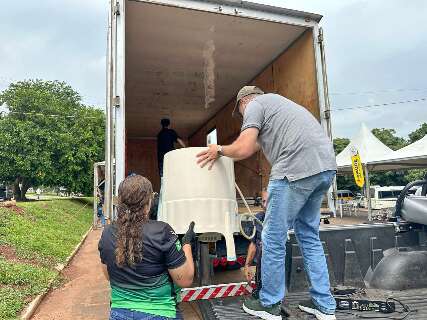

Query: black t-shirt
98;221;186;286
157;128;179;159
99;221;186;317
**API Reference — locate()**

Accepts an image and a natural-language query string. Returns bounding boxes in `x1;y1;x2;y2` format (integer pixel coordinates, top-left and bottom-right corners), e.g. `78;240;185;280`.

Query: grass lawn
0;199;93;319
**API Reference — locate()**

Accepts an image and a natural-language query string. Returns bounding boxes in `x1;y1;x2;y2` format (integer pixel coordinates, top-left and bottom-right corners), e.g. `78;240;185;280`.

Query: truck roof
206;0;322;23
125;0;322;138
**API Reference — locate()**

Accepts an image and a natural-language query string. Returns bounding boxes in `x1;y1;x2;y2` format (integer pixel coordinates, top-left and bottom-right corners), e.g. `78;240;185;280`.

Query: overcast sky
1;0;426;139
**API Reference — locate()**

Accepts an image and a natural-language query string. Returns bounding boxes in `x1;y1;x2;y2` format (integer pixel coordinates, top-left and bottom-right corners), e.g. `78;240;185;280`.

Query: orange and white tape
180;282;256;302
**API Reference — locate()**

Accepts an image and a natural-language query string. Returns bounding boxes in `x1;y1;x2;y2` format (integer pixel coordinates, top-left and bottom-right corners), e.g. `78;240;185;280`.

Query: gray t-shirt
241;93;337;181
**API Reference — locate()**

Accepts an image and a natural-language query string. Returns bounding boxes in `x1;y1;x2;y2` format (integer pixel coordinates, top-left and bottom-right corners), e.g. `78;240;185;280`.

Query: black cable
332;97;427;112
330;88;427;96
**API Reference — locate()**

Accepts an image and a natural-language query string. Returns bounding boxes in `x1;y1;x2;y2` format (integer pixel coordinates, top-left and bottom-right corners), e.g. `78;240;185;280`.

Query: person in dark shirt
98;175;196;320
157;118;186;177
244;190;267;299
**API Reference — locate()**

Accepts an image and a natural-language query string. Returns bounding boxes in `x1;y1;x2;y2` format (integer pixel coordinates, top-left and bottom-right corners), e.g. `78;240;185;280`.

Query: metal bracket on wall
318;28;324;44
114;2;120;16
113;95;120;108
324;109;331;120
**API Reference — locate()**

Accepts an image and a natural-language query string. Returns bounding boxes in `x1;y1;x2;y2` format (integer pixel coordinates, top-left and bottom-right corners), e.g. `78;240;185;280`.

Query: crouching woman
98;175;195;319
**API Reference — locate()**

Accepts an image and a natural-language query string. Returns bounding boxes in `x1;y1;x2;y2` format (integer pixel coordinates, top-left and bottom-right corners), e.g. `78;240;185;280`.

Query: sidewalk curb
20;226;93;320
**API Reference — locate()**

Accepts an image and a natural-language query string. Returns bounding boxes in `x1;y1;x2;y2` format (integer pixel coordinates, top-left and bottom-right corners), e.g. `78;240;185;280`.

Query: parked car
337;189;355;201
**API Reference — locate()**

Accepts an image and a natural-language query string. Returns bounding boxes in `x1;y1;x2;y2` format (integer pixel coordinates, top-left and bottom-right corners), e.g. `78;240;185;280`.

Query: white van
369;186;417;210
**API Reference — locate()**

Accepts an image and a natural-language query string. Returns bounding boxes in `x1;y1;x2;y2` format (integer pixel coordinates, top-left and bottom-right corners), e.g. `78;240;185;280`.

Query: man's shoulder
255;93;283;103
157;129;165;138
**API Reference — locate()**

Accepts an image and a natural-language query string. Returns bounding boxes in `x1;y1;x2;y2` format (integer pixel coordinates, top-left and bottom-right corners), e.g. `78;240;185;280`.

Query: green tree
408;122;427;143
404;169;427;183
370;127;427;185
369;128;407;186
371;128;407;150
405;123;427;182
0;80;104;200
333;138;350;155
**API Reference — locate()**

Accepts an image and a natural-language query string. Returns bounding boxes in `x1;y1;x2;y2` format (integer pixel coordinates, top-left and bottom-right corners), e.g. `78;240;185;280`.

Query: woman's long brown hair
115;175;153;268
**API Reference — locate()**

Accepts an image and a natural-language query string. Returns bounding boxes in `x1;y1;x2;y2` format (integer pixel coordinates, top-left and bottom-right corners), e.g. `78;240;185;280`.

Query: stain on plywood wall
189;29;319;196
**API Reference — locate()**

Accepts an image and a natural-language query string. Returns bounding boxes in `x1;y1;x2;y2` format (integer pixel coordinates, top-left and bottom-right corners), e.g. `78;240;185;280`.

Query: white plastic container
158;147;239;260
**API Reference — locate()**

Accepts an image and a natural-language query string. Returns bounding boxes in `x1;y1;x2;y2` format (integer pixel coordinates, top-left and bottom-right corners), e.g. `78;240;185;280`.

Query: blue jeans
110;308;182;320
97;206;106;226
260;170;336;314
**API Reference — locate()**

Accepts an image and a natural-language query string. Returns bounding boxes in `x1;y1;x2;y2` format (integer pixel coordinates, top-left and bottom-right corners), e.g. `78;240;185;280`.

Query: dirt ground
327;208;370;225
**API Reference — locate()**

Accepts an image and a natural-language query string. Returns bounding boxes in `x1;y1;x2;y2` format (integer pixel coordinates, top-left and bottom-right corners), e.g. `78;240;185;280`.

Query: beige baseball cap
232;85;264;117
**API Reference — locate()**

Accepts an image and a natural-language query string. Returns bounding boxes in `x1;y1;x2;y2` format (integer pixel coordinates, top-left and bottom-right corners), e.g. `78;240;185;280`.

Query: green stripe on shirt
110;274;181;318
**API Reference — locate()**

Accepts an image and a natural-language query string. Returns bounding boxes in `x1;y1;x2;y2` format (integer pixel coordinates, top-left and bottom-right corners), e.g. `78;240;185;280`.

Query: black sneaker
298;300;336;320
243;296;283;320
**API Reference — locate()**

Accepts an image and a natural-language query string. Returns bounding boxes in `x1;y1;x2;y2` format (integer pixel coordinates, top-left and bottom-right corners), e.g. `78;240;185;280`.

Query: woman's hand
181;221;196;246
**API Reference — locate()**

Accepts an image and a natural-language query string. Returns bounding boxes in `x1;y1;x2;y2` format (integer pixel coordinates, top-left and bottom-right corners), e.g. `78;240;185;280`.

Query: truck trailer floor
198;289;427;319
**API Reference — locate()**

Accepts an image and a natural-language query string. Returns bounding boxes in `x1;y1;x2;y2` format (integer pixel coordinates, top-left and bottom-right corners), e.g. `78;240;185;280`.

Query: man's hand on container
196;144;220;170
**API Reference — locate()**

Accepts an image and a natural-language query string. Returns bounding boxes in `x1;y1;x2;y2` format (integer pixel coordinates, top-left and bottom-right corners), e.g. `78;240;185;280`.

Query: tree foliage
333;138;350;155
0;80;104;200
371;128;407;151
408;123;427;143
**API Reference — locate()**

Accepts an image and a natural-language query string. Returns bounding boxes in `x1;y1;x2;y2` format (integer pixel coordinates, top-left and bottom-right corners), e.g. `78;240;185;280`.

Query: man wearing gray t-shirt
197;86;337;320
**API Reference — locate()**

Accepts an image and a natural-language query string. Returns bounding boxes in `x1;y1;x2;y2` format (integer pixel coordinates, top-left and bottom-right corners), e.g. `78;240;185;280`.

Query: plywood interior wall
126;138;161;192
189;29;320;196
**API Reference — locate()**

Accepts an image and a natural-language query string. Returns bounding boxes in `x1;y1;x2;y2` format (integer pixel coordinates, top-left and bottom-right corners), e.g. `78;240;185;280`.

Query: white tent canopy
335;124;427;220
369;134;427;171
336;123;393;173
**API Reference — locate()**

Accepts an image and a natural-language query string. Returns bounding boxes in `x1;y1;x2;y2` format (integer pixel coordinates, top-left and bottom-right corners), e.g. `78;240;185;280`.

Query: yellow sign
350;147;365;187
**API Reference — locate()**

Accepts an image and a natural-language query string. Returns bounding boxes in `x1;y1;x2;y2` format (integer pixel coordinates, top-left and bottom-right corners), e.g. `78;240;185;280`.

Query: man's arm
177;138;186;148
196;128;260;169
244;242;257;282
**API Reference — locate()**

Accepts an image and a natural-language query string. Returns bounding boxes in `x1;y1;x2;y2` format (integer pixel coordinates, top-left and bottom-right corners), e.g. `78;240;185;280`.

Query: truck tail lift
184;178;426;319
179;282;415;318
